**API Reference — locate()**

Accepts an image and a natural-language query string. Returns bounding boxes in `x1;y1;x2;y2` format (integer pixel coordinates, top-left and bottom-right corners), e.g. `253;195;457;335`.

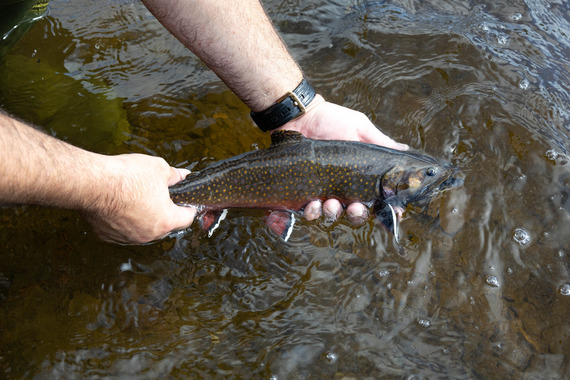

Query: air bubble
417;318;431;328
378;270;389;277
546;149;558;161
512;13;522;21
513;228;531;245
498;35;509;44
519;79;530;90
325;352;338;362
560;284;570;296
486;275;500;287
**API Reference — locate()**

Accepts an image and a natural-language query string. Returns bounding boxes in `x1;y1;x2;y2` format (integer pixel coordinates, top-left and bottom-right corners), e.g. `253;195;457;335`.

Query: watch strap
251;79;316;132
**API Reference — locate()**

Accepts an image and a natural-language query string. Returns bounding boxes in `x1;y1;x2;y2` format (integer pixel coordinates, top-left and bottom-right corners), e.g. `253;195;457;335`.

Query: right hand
83;154;196;244
279;95;408;224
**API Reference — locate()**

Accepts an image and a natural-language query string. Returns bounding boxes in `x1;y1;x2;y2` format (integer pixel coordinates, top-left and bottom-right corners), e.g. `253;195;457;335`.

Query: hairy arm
142;0;301;112
0;111;195;244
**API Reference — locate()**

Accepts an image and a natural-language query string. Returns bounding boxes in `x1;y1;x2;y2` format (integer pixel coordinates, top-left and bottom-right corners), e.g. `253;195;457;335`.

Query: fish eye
426;167;437;177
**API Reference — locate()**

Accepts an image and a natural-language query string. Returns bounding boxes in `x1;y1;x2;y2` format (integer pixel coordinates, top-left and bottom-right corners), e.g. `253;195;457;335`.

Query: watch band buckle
278;91;306;118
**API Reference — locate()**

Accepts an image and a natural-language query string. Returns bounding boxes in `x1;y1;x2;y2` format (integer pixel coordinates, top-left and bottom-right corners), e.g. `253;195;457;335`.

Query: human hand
83;154;196;244
279;95;409;224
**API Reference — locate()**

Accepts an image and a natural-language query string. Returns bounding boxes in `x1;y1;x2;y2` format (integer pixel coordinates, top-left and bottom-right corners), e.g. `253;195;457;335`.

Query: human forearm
0;112;195;243
0;111;110;211
142;0;303;111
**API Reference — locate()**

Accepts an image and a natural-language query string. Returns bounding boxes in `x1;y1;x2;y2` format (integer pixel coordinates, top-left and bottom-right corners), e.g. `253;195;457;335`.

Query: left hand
278;95;408;224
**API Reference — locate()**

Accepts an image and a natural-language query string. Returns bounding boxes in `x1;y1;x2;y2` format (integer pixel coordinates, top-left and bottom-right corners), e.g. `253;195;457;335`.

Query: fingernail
177;168;191;178
348;208;369;225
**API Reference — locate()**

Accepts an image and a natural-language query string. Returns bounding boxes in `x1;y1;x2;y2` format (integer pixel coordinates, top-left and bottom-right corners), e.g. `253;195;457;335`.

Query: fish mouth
440;175;464;189
439;165;464;190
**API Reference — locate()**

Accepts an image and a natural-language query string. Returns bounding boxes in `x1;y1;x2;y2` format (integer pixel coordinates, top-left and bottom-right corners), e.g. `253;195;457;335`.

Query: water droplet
480;23;490;32
486;275;500;287
325;352;338;362
519;78;530;90
451;208;458;213
513;228;531;245
417;318;431;328
546;149;558;161
507;267;513;274
269;375;278;380
378;270;389;277
498;35;509;44
512;12;522;21
560;284;570;296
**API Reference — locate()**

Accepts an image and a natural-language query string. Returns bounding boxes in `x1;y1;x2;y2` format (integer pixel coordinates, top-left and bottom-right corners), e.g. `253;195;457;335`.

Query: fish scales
170;130;458;220
172;138;379;210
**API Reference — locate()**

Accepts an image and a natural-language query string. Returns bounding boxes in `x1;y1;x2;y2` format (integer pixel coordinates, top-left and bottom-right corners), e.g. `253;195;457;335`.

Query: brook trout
170;130;460;239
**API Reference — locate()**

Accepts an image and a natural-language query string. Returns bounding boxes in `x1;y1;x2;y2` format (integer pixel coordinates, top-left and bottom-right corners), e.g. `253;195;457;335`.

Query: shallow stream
1;0;569;378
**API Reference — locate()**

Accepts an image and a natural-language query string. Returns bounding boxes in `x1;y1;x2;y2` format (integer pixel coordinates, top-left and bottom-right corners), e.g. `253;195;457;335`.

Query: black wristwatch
250;79;317;132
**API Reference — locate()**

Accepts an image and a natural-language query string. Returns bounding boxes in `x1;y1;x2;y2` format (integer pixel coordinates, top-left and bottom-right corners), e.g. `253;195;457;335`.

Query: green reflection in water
0;3;130;154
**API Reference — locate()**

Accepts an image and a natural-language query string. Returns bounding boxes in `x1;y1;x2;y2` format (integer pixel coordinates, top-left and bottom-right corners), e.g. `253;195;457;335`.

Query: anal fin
200;209;228;237
265;211;295;241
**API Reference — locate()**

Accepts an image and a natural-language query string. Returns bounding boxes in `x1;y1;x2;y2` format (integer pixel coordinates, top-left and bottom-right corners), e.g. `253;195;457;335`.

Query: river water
0;0;569;378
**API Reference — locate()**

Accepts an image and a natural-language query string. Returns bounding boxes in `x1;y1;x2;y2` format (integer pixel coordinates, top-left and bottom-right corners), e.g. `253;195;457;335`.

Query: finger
303;200;322;221
168;167;190;186
322;199;342;220
346;202;369;225
359;125;409;151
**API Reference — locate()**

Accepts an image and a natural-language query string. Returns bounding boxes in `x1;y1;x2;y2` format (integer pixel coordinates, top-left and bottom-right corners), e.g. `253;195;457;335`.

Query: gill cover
381;163;449;204
375;162;453;238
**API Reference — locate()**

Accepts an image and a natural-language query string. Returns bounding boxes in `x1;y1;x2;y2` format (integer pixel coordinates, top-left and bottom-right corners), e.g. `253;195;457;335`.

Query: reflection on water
1;0;569;378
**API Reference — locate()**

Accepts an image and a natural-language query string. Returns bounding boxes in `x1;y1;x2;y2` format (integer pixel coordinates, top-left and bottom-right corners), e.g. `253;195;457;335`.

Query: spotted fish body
170;131;459;233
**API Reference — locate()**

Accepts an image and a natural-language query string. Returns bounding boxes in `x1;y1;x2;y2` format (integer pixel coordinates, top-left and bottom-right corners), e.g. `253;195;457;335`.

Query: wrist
75;153;124;216
274;94;326;135
250;78;318;132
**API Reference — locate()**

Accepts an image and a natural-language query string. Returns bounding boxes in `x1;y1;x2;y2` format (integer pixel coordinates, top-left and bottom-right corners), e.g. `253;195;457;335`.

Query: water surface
0;0;569;378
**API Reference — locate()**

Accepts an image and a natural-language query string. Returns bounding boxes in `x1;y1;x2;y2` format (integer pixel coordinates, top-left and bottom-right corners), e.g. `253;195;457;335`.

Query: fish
169;130;461;240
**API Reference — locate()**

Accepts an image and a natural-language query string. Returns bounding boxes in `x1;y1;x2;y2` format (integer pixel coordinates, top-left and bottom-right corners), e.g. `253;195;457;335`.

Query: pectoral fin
375;203;403;241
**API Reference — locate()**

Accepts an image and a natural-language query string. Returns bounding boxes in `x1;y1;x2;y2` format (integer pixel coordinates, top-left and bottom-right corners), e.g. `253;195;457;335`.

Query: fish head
375;158;462;237
381;160;461;207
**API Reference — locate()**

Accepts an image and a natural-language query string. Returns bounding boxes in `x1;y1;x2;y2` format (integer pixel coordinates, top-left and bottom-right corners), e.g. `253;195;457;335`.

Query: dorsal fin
270;130;306;146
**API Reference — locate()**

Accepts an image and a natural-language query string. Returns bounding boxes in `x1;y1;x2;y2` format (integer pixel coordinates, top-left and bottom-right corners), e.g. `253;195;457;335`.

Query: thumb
168;167;191;187
167;203;197;231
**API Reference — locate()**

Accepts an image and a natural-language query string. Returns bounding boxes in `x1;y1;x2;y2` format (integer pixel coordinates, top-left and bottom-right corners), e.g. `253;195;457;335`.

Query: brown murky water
1;0;569;378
